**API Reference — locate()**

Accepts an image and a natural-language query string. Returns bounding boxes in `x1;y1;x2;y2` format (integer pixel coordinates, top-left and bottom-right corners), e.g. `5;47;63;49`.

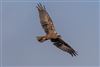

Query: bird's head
36;36;47;43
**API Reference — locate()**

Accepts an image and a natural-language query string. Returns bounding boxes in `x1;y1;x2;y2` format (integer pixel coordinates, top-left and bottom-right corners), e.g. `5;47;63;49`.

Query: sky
0;0;100;67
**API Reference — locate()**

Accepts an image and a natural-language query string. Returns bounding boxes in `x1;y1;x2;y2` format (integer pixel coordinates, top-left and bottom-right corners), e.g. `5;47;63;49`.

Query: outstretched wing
36;3;56;34
36;3;78;56
51;38;78;56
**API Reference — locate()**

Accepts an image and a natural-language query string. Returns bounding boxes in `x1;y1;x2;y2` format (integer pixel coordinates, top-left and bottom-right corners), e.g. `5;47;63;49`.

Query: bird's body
36;3;78;57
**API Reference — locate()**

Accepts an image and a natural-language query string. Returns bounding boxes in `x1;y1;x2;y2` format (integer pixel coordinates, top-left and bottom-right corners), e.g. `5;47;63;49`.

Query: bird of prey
36;3;78;57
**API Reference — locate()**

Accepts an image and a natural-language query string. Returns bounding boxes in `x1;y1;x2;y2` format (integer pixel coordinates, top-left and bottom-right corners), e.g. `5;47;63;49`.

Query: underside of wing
51;38;78;56
36;3;56;34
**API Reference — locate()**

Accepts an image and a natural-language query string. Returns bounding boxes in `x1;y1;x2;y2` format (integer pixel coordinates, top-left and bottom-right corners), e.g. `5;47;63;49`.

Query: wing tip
68;49;78;57
36;3;46;10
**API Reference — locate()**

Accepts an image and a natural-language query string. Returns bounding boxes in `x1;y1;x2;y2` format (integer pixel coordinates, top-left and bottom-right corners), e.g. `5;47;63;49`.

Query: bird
36;3;78;57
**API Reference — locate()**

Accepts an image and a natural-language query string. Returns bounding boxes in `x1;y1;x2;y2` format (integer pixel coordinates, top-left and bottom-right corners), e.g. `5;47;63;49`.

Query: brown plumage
36;3;78;57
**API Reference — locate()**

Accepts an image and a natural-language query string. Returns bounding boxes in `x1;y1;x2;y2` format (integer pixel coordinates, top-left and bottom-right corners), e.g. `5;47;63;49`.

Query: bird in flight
36;3;78;57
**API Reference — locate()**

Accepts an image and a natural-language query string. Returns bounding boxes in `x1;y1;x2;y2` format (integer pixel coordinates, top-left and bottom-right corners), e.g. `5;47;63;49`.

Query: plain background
2;0;100;2
0;2;2;66
0;0;99;67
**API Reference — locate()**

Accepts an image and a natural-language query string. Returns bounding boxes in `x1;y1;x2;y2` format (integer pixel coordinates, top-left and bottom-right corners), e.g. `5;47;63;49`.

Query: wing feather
36;3;56;34
51;38;78;56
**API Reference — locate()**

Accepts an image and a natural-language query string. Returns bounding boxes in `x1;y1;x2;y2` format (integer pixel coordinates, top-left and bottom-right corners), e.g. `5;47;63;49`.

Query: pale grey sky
0;0;99;67
0;7;1;41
